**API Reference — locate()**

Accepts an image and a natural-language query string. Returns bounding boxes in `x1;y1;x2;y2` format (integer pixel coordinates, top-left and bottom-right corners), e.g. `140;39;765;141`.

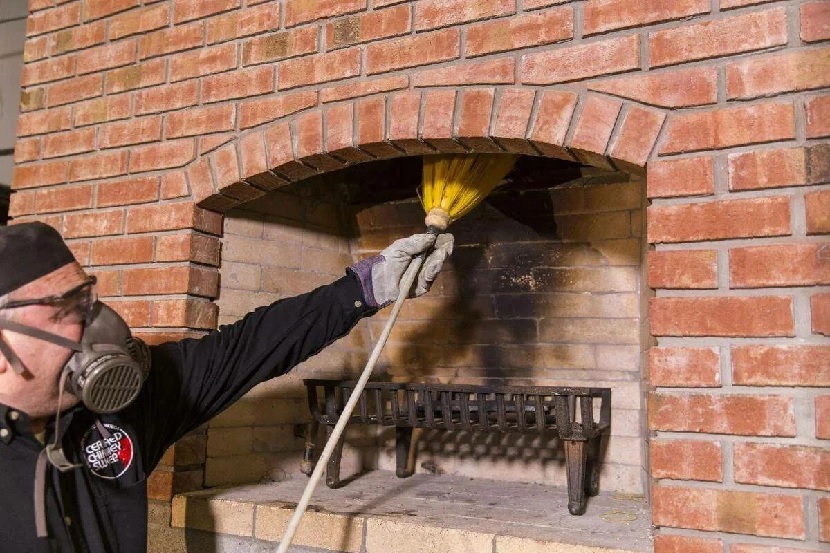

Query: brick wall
10;0;829;551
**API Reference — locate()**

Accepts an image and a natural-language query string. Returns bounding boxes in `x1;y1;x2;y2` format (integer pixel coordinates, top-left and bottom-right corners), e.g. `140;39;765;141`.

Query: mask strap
0;319;82;352
33;368;83;539
0;334;29;375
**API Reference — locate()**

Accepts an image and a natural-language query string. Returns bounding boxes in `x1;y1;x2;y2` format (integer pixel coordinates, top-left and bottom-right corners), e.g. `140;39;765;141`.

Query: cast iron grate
301;379;611;515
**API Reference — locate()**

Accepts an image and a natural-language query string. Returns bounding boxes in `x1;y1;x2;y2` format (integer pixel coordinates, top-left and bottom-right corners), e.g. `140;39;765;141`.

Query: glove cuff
346;255;384;309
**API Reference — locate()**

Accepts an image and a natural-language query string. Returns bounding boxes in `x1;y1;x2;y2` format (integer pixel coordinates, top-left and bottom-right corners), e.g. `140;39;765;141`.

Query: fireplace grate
301;379;612;515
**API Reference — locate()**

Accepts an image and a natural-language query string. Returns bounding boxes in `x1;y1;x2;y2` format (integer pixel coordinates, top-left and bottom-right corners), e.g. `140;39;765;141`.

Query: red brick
68;150;129;182
466;7;572;57
806;94;830;139
662;102;794;154
16;107;72;139
206;3;280;44
651;439;722;481
47;74;102;107
817;395;830;439
199;134;234;155
648;196;790;243
584;0;709;35
720;0;779;8
184;157;215;203
731;545;827;553
124;266;207;296
649;346;721;387
356;97;391;155
649;9;787;68
727;47;830;100
90;236;154;265
733;344;830;387
808;142;830;185
327;4;410;49
320;75;407;103
8;192;37;218
126;203;222;234
735;443;830;490
27;3;80;35
648;250;717;289
589;67;717;108
74;95;131;127
42;128;96;159
366;29;460;74
97;176;159;207
284;0;365;27
806;190;830;235
129;140;196;173
492;88;535;142
171;43;237;82
104;58;166;94
82;0;139;21
241;27;317;65
387;91;421;142
238;132;268;182
416;0;513;31
730;244;830;288
24;36;49;62
651;392;795;436
647;156;714;198
134;80;199;115
173;0;239;24
420;89;456;145
66;241;91;266
211;143;241;189
156;234;221;266
160;171;189;200
523;34;639;84
412;58;514;87
610;106;665;168
812;292;830;335
567;95;622;163
108;300;152;328
821;497;830;542
36;184;94;213
76;40;137;75
12;160;68;189
52;22;107;55
63;210;124;238
324;103;354;153
801;1;830;42
728;147;806;192
166;104;235;138
14;139;40;163
239;90;317;129
528;90;577;157
109;5;170;40
654;535;723;553
652;485;803;538
19;88;46;113
202;65;274;102
100;116;162;148
139;21;204;59
21;56;75;86
152;299;217;329
650;296;794;337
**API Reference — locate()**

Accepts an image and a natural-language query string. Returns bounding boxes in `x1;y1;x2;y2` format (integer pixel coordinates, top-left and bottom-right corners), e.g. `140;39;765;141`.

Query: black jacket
0;274;373;552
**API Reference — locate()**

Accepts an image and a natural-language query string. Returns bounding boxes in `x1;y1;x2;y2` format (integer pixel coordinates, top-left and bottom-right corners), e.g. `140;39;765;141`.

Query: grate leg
300;419;319;476
395;426;414;478
585;435;602;497
324;424;346;489
564;440;587;515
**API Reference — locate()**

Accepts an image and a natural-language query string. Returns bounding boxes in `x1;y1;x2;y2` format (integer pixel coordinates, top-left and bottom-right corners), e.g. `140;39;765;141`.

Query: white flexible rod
276;255;425;553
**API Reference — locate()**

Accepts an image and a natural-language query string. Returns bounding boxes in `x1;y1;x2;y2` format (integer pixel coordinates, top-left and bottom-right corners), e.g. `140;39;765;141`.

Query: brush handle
276;254;425;553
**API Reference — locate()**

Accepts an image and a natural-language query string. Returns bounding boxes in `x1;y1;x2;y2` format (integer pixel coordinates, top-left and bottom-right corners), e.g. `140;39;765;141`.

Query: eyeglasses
1;276;98;325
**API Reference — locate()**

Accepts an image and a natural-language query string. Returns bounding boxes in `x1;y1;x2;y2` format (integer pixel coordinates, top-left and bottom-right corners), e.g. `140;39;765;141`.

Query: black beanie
0;222;77;296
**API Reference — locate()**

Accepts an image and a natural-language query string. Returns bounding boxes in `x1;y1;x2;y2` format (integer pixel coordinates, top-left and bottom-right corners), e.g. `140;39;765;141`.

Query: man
0;222;453;552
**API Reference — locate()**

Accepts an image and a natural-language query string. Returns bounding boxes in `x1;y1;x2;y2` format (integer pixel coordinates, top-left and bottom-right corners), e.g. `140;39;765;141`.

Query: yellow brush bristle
420;154;517;230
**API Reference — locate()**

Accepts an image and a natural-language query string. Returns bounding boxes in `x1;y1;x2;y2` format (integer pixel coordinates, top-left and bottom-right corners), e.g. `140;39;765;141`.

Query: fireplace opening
190;154;651;551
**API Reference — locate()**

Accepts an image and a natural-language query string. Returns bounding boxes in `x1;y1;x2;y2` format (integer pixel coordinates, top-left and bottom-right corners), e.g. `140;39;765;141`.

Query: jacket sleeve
127;273;376;469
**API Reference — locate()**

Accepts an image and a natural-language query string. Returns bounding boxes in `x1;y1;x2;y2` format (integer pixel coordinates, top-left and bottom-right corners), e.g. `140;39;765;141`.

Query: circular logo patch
82;423;134;479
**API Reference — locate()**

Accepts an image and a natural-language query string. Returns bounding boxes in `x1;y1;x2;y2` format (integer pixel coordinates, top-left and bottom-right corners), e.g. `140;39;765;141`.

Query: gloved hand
348;233;454;309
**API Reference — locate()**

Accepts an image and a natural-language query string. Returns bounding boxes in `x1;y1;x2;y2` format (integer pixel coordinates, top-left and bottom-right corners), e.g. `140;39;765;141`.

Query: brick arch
184;87;667;213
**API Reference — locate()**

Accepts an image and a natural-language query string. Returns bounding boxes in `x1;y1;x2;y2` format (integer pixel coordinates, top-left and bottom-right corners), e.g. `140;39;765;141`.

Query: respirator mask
0;289;150;414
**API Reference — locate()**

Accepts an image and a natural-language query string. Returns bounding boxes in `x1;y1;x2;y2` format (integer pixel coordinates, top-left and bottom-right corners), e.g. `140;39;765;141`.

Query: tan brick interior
213;157;648;494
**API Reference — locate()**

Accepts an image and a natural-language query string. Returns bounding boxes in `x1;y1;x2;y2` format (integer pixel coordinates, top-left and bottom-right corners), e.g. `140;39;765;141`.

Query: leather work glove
348;233;454;309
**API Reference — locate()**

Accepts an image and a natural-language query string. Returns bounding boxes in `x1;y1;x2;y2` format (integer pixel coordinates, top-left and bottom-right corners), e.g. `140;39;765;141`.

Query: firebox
208;155;648;506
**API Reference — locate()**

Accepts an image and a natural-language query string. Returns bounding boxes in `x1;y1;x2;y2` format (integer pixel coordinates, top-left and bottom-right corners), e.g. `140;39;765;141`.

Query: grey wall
0;0;27;220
